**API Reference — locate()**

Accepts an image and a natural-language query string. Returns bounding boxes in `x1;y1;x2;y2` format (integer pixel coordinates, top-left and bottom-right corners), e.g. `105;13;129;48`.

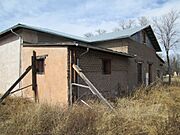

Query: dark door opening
137;63;143;85
148;64;152;84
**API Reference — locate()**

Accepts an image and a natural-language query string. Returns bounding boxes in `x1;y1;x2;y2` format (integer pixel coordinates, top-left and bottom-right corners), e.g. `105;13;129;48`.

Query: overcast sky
0;0;180;56
0;0;179;36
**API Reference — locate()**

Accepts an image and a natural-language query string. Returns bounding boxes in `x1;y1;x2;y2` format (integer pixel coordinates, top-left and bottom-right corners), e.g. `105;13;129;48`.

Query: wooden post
72;49;78;102
69;49;73;106
72;64;114;111
32;51;38;102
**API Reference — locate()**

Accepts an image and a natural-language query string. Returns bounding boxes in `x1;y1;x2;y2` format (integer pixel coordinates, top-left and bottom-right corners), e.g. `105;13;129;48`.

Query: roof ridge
86;25;151;42
85;25;150;39
0;23;160;51
0;23;150;43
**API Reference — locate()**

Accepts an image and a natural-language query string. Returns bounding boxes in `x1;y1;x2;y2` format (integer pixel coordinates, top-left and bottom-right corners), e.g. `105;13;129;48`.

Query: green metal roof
0;23;161;51
0;23;89;42
85;25;149;42
85;25;161;51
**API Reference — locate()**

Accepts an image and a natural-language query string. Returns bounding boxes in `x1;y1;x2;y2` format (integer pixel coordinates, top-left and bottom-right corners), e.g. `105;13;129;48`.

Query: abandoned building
0;24;164;106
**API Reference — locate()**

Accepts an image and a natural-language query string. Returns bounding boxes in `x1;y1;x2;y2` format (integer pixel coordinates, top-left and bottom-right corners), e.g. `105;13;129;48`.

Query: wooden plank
72;83;96;95
72;50;78;101
69;49;73;106
80;100;92;109
72;64;114;111
72;83;90;89
10;84;32;94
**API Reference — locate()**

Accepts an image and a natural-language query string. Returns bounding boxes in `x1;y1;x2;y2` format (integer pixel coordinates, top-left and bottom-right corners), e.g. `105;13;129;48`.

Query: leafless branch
138;16;150;26
119;19;136;30
95;29;106;35
153;9;180;84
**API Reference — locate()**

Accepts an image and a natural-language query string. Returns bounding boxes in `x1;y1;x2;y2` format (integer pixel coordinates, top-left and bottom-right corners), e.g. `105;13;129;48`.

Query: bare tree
119;20;126;30
138;16;149;26
84;32;94;38
153;10;180;84
95;29;106;35
119;19;136;30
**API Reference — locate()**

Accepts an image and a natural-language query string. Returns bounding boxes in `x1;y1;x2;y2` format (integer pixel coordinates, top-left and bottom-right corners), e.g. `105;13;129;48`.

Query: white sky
0;0;180;55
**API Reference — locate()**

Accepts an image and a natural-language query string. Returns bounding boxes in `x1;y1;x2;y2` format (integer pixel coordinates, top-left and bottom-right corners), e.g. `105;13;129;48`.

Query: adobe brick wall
19;29;163;103
21;47;69;106
94;38;163;90
71;47;129;100
94;39;129;53
21;29;74;44
127;39;161;89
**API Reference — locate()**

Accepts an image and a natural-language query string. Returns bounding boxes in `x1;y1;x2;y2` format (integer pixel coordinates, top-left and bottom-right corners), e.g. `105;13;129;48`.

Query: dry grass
0;83;180;135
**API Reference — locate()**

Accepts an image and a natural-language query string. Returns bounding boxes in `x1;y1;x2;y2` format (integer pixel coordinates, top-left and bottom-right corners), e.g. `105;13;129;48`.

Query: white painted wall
0;35;20;95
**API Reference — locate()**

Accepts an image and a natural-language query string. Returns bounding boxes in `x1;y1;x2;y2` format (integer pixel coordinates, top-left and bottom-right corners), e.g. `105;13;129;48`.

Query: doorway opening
137;62;143;85
148;64;152;84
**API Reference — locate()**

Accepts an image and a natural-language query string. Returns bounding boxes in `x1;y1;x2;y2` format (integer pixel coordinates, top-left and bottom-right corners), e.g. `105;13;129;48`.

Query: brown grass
0;83;180;135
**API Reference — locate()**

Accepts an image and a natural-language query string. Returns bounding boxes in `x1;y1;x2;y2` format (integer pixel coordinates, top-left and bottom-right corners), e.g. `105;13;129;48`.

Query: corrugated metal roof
0;23;161;51
84;25;161;51
0;23;89;42
85;25;149;42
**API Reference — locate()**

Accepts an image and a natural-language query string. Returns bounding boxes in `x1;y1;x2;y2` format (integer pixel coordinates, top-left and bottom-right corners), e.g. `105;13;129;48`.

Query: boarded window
102;59;111;74
137;63;142;84
36;58;45;74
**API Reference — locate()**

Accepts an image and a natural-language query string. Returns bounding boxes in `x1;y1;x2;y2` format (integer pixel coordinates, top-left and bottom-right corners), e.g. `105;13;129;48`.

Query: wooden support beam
0;66;32;103
69;49;73;106
72;83;95;95
32;51;38;102
72;64;114;111
0;50;39;103
72;83;90;89
72;50;78;101
80;100;92;109
10;84;32;94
